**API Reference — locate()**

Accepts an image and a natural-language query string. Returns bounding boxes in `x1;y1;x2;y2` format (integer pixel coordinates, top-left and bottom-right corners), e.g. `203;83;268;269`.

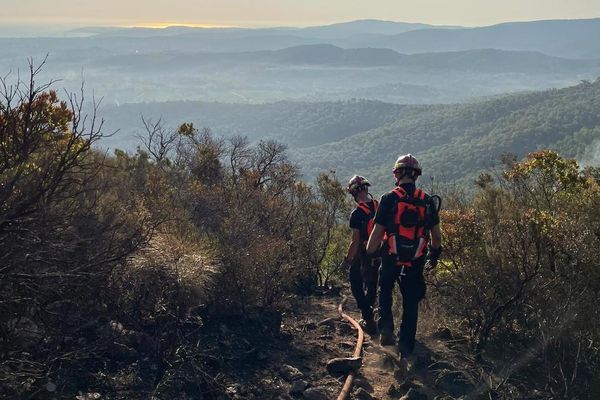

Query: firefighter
341;175;381;335
366;154;442;357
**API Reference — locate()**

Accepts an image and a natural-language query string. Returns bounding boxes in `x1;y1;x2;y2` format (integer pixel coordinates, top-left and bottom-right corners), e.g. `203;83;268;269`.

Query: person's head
393;154;422;185
347;175;371;202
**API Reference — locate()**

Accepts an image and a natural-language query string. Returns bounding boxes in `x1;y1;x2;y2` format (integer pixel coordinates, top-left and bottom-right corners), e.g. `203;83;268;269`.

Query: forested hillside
100;99;407;149
294;79;600;191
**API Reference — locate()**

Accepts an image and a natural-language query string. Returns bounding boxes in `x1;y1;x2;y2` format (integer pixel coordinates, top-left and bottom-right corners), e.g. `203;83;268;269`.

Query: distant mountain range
61;18;600;59
378;18;600;59
70;19;452;39
2;17;600;111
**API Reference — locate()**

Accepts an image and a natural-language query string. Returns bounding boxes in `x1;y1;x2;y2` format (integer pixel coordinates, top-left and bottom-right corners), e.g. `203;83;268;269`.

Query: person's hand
428;246;442;269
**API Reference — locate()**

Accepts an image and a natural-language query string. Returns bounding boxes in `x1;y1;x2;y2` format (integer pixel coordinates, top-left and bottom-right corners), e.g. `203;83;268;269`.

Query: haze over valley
3;17;600;188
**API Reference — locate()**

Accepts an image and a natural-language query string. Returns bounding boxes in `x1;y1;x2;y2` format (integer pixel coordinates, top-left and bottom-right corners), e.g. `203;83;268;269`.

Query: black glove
428;246;442;268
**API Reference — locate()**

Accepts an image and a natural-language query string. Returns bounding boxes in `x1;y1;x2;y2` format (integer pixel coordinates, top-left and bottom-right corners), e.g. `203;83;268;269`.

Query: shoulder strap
392;187;407;199
392;187;428;206
414;188;426;201
369;199;379;215
357;202;371;215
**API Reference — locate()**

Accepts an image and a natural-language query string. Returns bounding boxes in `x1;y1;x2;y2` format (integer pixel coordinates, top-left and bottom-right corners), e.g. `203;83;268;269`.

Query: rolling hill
99;79;600;194
293;79;600;192
380;18;600;59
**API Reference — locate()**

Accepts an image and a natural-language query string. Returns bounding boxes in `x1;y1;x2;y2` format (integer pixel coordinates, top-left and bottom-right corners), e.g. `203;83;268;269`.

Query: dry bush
0;62;158;398
431;151;600;398
111;233;218;326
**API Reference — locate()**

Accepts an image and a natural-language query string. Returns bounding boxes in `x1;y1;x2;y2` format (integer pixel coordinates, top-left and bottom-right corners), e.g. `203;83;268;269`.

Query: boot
380;328;395;346
359;317;378;336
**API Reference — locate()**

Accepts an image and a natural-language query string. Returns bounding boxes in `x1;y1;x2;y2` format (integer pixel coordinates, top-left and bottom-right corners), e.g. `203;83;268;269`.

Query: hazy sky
2;0;600;28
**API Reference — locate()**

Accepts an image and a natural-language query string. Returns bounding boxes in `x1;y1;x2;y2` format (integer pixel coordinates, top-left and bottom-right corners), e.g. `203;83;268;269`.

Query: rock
354;387;375;400
326;356;362;374
289;379;308;395
303;387;329;400
432;327;453;341
400;388;428;400
280;365;304;381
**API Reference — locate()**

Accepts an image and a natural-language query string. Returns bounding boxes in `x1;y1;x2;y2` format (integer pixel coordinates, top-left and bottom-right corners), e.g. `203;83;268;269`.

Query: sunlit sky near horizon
2;0;600;29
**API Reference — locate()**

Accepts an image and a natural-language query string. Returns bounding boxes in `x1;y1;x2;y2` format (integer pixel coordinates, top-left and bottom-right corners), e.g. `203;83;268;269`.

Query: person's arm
428;223;442;267
366;223;385;255
430;224;442;249
344;228;361;263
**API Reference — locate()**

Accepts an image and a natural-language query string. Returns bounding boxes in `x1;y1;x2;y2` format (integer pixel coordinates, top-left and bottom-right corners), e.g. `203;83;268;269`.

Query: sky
2;0;600;29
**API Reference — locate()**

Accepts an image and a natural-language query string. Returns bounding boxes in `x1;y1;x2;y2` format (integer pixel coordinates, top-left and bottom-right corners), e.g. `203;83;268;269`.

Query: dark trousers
349;254;380;320
378;257;426;354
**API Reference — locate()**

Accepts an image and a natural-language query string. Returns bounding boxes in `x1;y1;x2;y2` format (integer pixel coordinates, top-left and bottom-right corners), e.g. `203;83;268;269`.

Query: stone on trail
326;356;362;374
303;387;329;400
289;379;308;395
280;364;304;381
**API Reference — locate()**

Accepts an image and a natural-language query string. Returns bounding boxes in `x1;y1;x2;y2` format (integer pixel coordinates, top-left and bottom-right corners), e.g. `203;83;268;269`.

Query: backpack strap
357;200;378;217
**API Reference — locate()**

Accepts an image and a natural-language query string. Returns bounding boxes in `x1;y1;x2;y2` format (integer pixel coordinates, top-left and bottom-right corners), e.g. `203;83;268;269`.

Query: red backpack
386;187;428;265
356;199;379;244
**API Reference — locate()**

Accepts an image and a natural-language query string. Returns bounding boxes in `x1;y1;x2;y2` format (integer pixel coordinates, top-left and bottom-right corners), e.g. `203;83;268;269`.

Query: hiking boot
398;342;414;359
359;318;378;336
380;328;395;346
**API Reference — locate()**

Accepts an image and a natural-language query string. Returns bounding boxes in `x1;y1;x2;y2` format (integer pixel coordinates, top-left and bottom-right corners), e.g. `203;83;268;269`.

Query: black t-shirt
349;200;377;243
374;182;440;236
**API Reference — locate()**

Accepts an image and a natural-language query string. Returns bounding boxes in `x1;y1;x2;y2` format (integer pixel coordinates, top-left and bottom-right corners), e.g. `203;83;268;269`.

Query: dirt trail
282;288;477;400
217;287;478;400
